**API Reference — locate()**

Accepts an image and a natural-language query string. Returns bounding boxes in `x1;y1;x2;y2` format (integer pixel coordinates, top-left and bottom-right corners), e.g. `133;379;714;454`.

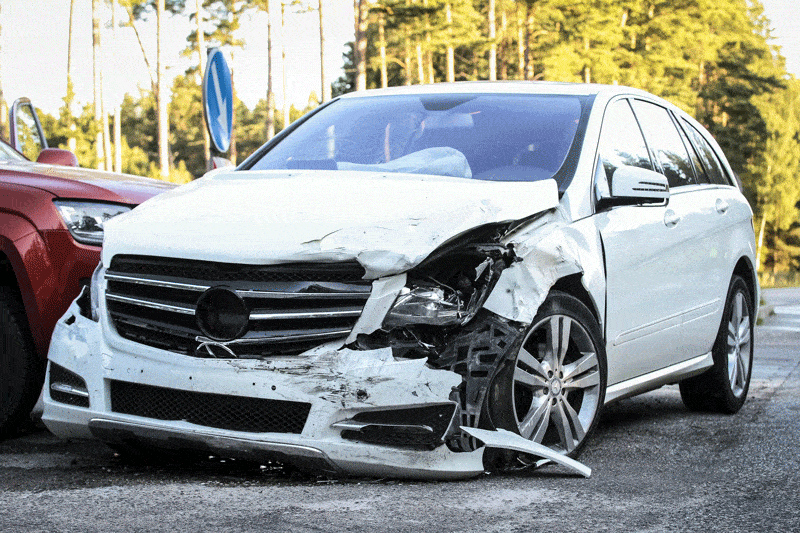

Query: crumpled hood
102;169;559;277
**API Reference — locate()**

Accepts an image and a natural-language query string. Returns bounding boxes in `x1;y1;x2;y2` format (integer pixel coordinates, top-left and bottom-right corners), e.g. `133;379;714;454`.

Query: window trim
678;117;735;188
591;95;657;208
628;97;699;188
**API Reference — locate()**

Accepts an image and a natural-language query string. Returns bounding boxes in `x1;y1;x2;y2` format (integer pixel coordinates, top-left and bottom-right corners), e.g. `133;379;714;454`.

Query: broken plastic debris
460;426;592;478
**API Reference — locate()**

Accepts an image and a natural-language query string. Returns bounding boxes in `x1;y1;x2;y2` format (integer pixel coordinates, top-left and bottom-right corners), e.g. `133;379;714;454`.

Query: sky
0;0;798;118
0;0;354;115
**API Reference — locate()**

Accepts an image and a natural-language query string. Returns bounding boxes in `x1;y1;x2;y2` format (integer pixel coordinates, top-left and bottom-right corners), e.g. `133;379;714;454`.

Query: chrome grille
105;255;372;358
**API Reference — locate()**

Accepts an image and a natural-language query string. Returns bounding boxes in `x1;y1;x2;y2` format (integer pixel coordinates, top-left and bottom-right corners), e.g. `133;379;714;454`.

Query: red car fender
0;212;104;360
0;212;51;357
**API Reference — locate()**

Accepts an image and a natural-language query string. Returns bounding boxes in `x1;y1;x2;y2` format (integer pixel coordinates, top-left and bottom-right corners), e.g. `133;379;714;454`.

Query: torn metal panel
461;427;592;478
102;171;560;279
346;274;407;342
428;311;525;448
483;207;605;327
226;347;462;410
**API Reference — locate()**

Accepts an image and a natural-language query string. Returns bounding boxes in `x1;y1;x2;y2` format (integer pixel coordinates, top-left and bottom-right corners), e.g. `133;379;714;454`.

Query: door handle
715;198;729;214
664;209;681;227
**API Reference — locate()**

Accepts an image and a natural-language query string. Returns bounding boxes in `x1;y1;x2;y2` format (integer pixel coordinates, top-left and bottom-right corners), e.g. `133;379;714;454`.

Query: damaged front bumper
43;299;487;479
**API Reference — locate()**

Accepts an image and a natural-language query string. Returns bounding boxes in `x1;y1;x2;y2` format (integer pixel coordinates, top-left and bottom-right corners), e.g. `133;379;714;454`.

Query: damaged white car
42;82;757;479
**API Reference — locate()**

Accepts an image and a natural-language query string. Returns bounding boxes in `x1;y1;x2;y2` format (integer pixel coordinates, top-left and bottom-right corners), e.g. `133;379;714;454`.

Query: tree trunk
67;0;75;97
424;0;433;83
756;216;766;273
516;2;525;80
281;2;289;128
196;0;210;170
319;0;330;102
92;0;105;169
404;32;412;85
157;0;169;178
230;62;237;165
416;43;424;84
266;1;275;139
379;12;388;88
445;3;454;82
525;2;535;81
66;0;77;152
112;2;123;173
488;0;496;81
354;0;369;91
124;4;155;93
583;36;591;83
499;7;508;80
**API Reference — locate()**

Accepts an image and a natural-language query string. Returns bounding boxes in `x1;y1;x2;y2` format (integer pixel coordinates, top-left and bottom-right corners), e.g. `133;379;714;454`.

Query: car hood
0;160;175;204
102;170;560;278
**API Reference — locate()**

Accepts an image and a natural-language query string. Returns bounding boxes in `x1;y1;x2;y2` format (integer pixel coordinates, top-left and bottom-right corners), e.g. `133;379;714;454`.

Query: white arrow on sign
210;62;228;137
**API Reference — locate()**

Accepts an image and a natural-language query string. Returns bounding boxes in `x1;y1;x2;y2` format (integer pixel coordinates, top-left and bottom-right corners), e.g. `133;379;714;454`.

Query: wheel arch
0;247;30;311
732;256;757;313
550;273;602;326
0;236;48;358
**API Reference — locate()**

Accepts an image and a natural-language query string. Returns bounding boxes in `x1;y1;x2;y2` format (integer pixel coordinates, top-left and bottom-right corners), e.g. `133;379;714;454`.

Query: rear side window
675;119;709;184
598;99;653;181
631;100;696;188
681;119;731;186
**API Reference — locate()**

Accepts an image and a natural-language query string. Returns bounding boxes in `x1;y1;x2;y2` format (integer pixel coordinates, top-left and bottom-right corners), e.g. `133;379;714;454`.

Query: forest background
0;0;799;285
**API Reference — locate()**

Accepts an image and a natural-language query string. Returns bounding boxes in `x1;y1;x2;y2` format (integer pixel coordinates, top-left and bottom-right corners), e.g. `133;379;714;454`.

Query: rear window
681;119;731;186
248;93;593;189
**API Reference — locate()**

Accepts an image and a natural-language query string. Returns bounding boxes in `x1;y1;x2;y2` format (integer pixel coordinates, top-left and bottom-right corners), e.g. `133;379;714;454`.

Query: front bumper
42;299;484;479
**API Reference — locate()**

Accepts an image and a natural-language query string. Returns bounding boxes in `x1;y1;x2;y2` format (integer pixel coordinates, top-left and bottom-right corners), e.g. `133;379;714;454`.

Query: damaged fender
483;207;605;327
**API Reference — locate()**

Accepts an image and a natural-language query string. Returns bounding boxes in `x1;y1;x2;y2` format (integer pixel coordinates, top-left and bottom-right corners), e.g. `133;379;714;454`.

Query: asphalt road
1;289;799;532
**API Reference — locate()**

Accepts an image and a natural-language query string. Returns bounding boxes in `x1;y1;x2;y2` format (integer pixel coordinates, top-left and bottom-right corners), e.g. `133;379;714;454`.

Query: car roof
336;81;657;100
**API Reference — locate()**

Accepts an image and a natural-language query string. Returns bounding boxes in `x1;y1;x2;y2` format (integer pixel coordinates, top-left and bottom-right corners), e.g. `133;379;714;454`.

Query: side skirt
605;353;714;404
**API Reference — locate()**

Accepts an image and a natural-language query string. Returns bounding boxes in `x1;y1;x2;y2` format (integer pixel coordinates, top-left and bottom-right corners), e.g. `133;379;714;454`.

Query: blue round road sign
202;48;233;153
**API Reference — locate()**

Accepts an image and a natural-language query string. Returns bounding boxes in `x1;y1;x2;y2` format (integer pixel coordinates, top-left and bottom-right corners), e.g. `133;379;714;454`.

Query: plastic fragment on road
461;426;592;478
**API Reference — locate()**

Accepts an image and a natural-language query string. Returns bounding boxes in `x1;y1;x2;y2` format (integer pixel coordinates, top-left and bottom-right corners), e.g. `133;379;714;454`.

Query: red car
0;99;174;436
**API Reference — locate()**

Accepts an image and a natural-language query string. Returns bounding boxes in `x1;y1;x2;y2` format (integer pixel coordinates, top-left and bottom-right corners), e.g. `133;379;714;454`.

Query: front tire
0;289;45;438
679;275;753;413
484;291;607;458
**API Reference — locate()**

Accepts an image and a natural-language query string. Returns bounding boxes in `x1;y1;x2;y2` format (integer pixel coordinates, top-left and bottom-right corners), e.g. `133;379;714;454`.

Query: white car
42;82;757;479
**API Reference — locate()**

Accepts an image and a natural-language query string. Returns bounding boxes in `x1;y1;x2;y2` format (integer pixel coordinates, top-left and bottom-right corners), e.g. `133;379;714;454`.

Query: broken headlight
379;222;517;335
384;285;464;327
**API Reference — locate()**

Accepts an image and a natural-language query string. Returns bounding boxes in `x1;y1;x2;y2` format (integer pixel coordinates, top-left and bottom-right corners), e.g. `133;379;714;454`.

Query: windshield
0;139;26;162
247;93;592;187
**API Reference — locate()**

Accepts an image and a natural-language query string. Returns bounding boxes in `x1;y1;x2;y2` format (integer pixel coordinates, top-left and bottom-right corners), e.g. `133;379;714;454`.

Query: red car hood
0;160;175;204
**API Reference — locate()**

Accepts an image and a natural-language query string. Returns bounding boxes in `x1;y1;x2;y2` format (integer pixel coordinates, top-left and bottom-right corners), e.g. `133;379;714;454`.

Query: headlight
383;285;463;327
53;201;131;246
89;262;105;322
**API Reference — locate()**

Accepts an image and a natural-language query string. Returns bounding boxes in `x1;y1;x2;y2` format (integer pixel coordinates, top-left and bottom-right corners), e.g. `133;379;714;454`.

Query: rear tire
679;275;753;413
0;288;45;438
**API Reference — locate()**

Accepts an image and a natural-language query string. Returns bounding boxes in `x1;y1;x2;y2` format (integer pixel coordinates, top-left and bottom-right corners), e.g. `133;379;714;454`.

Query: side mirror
610;165;669;204
37;148;79;167
9;98;48;161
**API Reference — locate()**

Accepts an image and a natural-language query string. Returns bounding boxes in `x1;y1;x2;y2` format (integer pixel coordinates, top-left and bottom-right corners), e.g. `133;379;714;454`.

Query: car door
594;98;707;385
632;100;732;362
674;117;748;352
